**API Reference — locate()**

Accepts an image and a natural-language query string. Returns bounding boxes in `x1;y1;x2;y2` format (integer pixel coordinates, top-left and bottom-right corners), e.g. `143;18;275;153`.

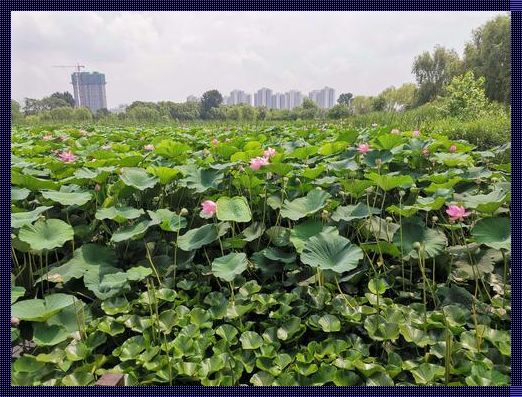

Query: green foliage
442;71;489;119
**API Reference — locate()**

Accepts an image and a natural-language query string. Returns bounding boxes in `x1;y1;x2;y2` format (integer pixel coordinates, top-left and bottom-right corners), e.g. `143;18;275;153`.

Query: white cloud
11;11;505;107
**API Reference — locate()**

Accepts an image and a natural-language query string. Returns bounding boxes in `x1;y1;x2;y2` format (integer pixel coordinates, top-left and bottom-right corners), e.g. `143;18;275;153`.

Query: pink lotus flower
144;144;155;151
60;135;69;142
211;138;219;145
58;150;77;163
201;200;217;216
42;134;53;141
412;130;421;137
449;144;457;153
446;205;471;222
264;147;276;158
391;129;401;135
250;156;269;171
95;184;102;192
357;143;371;154
422;148;430;157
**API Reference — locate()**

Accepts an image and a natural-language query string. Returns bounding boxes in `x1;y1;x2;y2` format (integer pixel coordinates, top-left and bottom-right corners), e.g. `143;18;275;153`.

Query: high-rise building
229;90;251;105
71;71;107;113
271;93;287;110
285;90;304;110
308;87;336;109
254;87;273;108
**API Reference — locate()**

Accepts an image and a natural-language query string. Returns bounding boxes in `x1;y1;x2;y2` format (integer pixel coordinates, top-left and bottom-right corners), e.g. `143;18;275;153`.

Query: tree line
12;14;510;124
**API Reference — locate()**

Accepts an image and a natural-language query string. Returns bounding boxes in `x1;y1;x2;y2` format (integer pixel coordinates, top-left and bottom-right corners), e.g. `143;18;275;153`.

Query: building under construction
71;71;107;114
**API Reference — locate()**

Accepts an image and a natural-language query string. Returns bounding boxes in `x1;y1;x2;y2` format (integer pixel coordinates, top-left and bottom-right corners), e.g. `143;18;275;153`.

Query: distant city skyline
12;11;505;107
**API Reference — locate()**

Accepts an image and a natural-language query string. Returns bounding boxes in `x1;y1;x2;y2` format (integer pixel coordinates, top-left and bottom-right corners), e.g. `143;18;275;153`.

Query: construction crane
53;63;85;107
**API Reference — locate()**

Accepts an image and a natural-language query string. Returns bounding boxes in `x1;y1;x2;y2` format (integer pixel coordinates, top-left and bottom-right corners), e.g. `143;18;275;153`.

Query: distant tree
328;104;351;119
443;71;489;120
50;91;75;107
50;106;75;121
200;90;223;119
95;108;110;119
74;107;93;121
351;96;374;115
127;106;160;122
464;14;510;104
11;100;22;123
379;83;417;112
412;45;462;106
337;93;353;106
371;96;387;112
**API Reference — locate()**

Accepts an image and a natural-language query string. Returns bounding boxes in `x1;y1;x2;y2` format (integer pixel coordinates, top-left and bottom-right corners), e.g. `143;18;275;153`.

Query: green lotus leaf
96;206;145;223
11;206;53;229
11;293;76;322
181;164;224;193
12;171;60;191
250;372;275;386
280;189;330;221
41;188;92;206
119;167;159;190
240;331;264;349
265;226;290;247
19;219;74;251
12;187;30;201
11;286;26;304
177;223;229;251
147;209;187;232
111;219;157;243
289;220;324;253
363;314;400;341
410;363;445;385
33;324;70;346
216;196;252;223
241;222;266;242
462;189;509;213
301;230;363;273
393;218;447;259
146;166;181;184
317;314;341;332
366;173;414;192
340;179;374;199
155;140;191;159
331;203;380;222
38;244;121;299
471;217;510;251
211;252;248;282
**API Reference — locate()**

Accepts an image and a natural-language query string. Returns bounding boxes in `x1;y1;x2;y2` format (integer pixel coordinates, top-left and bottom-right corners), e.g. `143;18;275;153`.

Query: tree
412;46;462;106
351;96;373;115
443;71;489;120
11;100;22;123
200;90;223;119
50;91;75;107
337;93;353;106
464;14;510;104
127;106;160;122
379;83;417;112
50;106;74;121
328;104;351;119
371;96;387;112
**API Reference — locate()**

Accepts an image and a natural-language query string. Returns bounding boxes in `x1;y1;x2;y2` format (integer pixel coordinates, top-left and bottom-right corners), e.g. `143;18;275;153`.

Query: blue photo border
1;1;516;395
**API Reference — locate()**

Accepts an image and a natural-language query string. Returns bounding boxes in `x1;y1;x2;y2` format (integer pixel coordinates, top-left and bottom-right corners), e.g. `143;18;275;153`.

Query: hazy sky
11;11;505;108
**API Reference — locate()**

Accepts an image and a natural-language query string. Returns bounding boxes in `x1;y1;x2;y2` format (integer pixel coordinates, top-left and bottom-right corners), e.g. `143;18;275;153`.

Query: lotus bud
375;159;382;167
385;216;393;223
366;187;374;194
180;208;189;216
432;216;439;222
399;190;406;197
94;183;101;192
11;317;20;327
146;242;155;252
413;242;421;250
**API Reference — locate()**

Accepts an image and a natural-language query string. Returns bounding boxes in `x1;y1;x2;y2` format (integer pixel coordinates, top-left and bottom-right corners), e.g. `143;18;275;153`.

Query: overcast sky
11;11;505;108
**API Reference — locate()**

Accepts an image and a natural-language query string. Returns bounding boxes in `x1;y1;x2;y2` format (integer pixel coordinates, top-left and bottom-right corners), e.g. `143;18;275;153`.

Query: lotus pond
11;124;510;386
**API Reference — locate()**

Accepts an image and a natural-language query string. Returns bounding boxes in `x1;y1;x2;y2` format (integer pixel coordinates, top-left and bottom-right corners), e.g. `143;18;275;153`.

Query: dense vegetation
11;123;510;386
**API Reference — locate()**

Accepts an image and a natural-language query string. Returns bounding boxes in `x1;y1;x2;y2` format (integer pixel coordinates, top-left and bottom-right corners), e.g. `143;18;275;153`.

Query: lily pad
211;252;248;282
301;230;363;274
19;219;74;251
216;196;252;223
471;217;510;251
119;167;159;190
332;203;380;222
96;207;145;223
280;189;330;221
11;206;52;229
177;223;229;251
